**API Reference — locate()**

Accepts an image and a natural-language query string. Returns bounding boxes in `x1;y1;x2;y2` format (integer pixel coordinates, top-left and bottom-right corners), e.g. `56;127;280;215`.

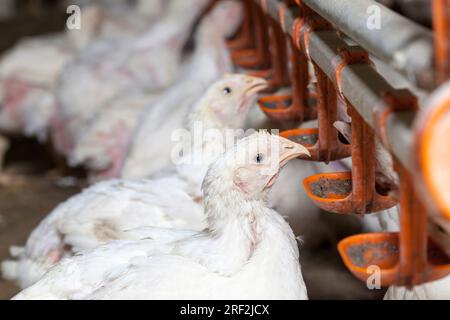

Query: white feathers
68;91;159;180
54;0;211;160
121;8;238;179
3;70;269;288
2;177;206;288
13;134;308;300
384;276;450;300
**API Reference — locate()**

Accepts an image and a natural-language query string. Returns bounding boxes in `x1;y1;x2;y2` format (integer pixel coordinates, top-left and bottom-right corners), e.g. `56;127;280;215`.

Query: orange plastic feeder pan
338;163;450;287
232;49;270;69
338;233;450;287
259;91;317;121
281;127;318;147
302;104;398;213
280;127;350;162
338;233;400;286
303;172;397;214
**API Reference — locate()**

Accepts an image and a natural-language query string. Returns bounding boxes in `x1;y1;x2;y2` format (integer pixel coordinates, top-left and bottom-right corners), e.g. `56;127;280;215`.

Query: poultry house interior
0;0;448;302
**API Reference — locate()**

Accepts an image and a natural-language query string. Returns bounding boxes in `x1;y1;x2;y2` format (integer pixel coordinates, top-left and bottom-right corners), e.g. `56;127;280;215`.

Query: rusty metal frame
243;0;450;288
258;0;416;172
433;0;450;84
301;0;436;90
258;3;319;122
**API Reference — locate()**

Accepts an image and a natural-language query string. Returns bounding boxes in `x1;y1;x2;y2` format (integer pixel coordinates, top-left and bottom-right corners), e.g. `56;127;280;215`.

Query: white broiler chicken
65;0;169;50
51;0;215;157
0;1;168;186
12;132;310;300
384;276;450;300
0;34;74;139
65;91;159;180
69;0;243;180
0;33;75;185
1;74;268;289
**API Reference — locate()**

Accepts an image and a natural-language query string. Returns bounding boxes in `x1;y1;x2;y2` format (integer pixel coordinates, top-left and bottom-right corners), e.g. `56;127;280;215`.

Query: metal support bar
301;0;435;90
258;0;416;171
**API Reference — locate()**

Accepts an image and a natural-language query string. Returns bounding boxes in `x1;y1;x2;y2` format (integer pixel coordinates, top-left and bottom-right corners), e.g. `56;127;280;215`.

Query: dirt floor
0;137;84;299
0;137;386;300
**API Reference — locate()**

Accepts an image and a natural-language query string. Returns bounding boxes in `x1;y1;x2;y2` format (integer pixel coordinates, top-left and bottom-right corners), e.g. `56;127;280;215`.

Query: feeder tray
281;127;350;162
302;97;398;213
303;172;397;214
339;233;450;287
337;162;450;287
232;49;270;69
259;92;317;121
260;94;295;111
280;122;351;162
281;128;318;146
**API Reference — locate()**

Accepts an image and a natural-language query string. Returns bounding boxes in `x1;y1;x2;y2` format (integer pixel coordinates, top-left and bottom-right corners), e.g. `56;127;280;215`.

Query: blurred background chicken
0;0;169;186
0;0;167;138
73;0;242;180
51;0;211;158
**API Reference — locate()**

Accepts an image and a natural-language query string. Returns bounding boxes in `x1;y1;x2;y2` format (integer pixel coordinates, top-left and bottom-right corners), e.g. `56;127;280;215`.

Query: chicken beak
278;136;311;167
238;76;269;114
263;136;310;191
243;76;269;96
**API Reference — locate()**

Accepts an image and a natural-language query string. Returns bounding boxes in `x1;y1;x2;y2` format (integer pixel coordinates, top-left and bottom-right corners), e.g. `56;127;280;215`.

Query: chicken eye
223;87;232;95
255;153;264;163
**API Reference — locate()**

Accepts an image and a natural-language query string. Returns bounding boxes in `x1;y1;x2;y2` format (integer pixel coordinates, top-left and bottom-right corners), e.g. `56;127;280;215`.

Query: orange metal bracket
280;46;369;161
433;0;450;84
258;0;331;122
248;12;291;92
232;1;271;69
258;13;317;121
226;0;255;51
